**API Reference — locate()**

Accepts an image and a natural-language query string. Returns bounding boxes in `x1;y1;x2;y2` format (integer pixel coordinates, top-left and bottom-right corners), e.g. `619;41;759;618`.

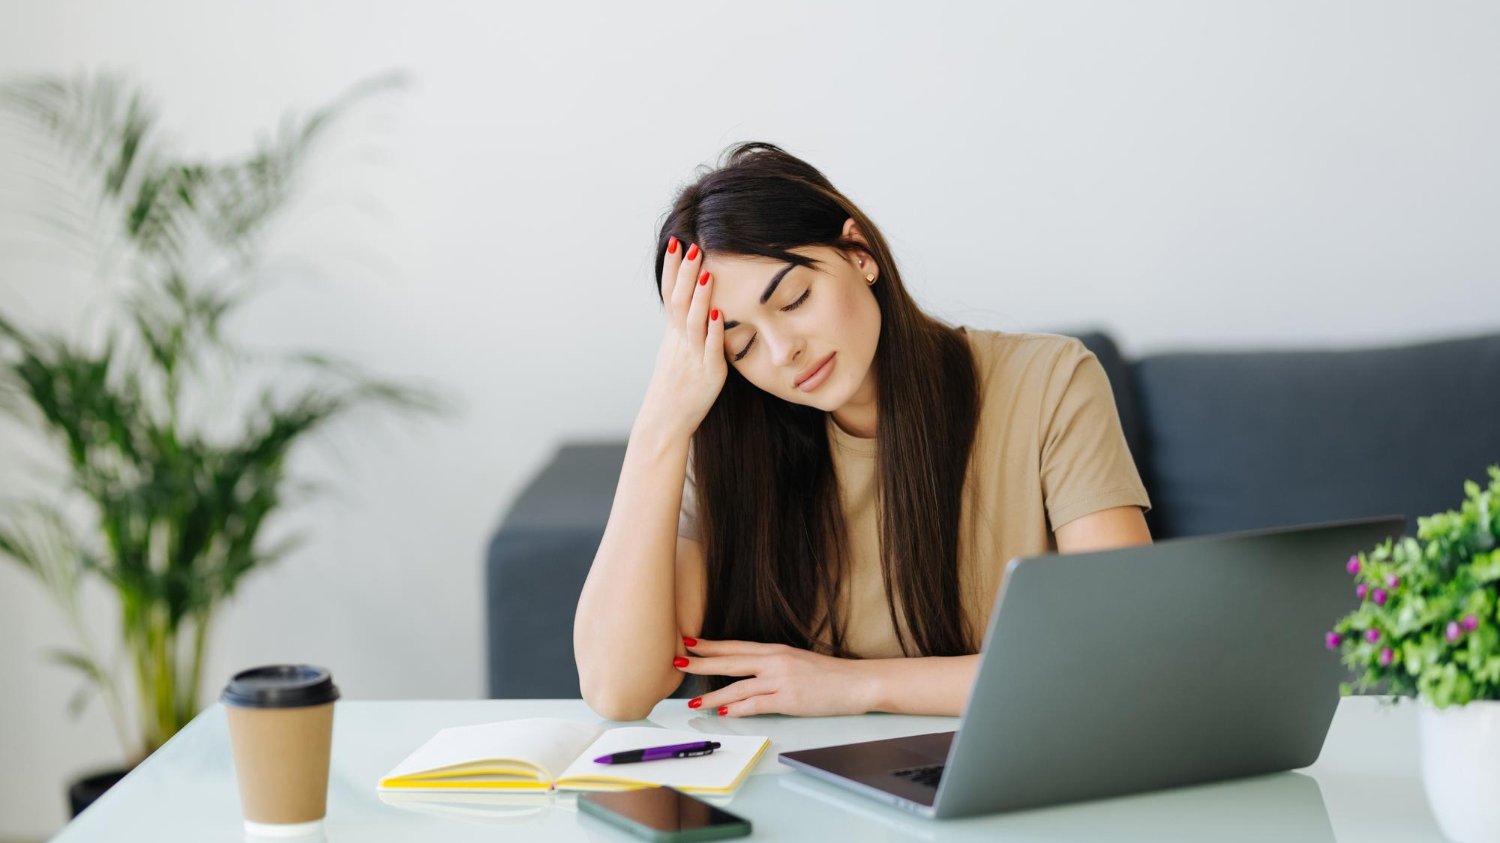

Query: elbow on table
580;683;662;722
579;687;657;720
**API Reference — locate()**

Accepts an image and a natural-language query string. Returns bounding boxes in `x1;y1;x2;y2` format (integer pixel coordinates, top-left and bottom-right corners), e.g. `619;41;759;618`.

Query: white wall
1;1;1497;837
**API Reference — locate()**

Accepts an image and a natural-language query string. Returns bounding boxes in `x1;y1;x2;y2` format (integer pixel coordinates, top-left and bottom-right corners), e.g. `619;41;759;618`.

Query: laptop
778;514;1406;818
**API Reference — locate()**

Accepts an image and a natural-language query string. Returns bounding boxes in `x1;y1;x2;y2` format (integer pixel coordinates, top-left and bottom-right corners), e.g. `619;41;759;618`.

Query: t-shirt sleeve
1038;338;1152;531
678;442;703;542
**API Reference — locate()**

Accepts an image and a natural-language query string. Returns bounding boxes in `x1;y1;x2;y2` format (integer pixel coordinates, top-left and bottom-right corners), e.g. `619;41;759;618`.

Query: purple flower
1356;583;1368;599
1325;631;1342;650
1373;588;1389;606
1379;647;1395;666
1364;628;1381;643
1346;555;1361;575
1462;615;1479;632
1446;622;1462;643
1386;573;1400;589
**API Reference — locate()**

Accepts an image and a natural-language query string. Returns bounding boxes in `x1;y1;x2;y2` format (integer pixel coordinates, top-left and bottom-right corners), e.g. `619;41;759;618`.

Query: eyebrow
722;262;796;330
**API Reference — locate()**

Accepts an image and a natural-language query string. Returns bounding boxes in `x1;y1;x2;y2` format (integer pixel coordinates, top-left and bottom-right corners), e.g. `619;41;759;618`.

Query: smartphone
577;786;752;841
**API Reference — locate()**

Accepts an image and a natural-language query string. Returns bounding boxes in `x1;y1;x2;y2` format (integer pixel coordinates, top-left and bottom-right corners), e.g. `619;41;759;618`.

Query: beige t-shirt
677;328;1152;658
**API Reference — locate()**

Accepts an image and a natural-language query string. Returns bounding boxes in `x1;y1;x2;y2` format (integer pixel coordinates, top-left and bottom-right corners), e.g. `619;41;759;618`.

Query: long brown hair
653;143;981;689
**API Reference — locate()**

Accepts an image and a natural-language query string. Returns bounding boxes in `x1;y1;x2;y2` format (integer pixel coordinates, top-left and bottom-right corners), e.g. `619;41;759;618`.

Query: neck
831;370;878;439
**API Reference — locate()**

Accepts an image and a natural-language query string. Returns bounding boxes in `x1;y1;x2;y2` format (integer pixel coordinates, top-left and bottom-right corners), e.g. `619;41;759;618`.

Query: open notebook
377;717;771;794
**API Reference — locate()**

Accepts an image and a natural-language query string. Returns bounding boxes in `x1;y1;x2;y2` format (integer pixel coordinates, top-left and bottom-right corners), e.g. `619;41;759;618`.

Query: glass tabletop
52;695;1444;842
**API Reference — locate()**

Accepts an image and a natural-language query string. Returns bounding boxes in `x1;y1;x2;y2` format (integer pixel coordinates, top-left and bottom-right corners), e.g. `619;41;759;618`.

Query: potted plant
0;69;438;817
1327;464;1500;843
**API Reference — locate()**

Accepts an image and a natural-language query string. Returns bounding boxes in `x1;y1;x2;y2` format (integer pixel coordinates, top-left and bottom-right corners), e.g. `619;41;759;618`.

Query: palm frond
48;647;111;685
203;69;410;262
0;70;158;205
0;66;435;757
285;349;450;416
0;319;151;483
0;70;177;258
0;499;94;609
66;680;98;719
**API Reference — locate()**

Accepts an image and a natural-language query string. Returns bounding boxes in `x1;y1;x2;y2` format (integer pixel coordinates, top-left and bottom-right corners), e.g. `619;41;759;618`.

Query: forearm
573;415;690;720
860;654;980;716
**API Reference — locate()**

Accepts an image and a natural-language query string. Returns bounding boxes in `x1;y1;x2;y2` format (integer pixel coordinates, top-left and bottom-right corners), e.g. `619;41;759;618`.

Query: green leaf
46;648;107;684
65;681;95;719
1481;655;1500;685
1473;549;1500;583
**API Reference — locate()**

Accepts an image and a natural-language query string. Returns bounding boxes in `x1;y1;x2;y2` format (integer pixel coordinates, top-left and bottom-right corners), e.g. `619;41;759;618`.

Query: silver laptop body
778;515;1406;819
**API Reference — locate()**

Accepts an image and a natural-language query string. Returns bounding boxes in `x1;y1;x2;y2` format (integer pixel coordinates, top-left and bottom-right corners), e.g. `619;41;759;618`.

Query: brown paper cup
222;665;340;837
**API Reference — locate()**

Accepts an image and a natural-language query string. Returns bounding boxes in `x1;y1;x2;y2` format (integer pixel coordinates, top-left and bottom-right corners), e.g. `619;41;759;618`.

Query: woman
574;142;1152;722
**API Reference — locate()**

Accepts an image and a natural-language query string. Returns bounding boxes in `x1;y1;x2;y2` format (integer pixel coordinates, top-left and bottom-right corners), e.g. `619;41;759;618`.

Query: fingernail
667;236;678;254
698;270;710;286
673;657;689;668
710;309;719;321
683;636;697;647
688;697;702;709
717;706;728;716
686;243;700;261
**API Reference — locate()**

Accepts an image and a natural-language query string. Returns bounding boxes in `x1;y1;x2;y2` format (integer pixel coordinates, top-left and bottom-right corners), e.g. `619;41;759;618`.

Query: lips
795;353;835;388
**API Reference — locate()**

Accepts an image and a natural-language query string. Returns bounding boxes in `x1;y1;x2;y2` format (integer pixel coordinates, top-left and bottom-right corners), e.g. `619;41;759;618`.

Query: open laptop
778;514;1406;819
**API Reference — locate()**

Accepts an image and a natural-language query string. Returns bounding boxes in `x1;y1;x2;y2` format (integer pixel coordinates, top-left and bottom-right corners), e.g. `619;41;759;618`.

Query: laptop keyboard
891;764;945;788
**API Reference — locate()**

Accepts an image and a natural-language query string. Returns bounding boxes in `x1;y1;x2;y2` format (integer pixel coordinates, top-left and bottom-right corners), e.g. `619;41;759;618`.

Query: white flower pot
1419;699;1500;843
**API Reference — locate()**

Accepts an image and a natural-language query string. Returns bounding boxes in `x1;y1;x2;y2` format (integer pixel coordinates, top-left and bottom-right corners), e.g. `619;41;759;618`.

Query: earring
865;274;875;284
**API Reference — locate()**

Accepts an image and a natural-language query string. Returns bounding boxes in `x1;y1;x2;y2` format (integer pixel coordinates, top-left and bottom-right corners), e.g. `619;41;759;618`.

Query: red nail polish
673;656;689;668
717;706;728;716
686;243;699;261
667;236;678;254
683;637;697;647
698;271;710;286
710;309;719;322
688;697;702;709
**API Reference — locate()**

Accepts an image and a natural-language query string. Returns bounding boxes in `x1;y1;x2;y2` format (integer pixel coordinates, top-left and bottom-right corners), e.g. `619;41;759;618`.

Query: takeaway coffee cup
221;665;340;837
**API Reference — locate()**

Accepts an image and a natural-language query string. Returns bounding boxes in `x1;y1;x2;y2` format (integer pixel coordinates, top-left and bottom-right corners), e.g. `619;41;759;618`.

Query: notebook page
379;718;604;786
555;726;771;793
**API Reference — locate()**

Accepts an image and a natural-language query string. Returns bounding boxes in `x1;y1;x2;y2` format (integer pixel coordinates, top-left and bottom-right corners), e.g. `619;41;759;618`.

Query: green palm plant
0;68;438;764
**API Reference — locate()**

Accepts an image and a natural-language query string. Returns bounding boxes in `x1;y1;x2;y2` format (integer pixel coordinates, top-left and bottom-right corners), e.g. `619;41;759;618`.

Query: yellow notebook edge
378;779;552;791
378;761;550;791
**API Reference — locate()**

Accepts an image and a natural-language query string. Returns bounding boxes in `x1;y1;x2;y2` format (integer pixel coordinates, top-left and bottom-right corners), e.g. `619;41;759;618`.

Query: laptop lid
929;514;1405;817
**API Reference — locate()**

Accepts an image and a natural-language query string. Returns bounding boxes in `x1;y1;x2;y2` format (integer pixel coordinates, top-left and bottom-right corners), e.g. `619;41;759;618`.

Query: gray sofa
486;327;1500;699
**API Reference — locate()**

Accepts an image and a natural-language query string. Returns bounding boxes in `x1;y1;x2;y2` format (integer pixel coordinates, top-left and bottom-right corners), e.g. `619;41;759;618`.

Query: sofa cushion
486;527;598;698
498;442;627;532
488;443;623;698
1132;331;1500;540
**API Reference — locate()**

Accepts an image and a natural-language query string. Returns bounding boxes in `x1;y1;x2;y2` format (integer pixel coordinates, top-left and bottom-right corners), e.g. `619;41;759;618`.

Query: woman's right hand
641;237;727;440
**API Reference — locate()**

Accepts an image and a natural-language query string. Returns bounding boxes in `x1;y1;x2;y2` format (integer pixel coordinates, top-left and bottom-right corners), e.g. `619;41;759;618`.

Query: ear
840;217;877;281
841;216;869;249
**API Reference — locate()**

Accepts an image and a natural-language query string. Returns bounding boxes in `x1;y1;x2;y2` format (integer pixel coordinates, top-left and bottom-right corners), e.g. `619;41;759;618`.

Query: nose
761;327;803;371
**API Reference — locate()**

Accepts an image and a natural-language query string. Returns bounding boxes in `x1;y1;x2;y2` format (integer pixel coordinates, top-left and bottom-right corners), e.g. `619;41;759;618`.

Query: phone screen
580;787;750;837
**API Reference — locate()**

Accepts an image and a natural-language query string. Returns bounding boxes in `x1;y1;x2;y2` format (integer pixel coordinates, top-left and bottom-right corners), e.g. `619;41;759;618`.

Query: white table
53;695;1445;842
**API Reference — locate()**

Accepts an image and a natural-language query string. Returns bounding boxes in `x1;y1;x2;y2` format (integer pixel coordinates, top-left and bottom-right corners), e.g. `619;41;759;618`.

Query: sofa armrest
487;441;690;700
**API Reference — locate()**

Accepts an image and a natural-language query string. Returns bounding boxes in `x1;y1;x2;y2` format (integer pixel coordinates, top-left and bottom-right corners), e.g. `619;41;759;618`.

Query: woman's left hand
673;637;877;717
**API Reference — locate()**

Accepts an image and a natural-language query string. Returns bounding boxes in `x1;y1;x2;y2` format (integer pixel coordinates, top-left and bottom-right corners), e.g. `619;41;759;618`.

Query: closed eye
732;288;811;362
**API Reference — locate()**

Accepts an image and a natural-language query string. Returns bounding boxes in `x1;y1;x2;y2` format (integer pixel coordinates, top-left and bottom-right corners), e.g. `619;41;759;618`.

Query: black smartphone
577;786;752;841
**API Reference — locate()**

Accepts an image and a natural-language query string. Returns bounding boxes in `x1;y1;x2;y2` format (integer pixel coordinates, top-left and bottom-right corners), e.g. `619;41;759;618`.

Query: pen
593;740;722;765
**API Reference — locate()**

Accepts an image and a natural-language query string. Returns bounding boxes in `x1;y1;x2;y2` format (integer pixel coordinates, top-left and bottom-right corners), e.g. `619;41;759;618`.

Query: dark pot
67;767;131;818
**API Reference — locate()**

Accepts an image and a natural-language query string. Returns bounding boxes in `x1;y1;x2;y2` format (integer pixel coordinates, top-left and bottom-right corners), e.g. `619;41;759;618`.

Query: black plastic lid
220;665;340;709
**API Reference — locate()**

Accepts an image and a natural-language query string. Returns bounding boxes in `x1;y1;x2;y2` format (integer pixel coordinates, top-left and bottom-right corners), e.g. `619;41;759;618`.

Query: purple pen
593;740;722;765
